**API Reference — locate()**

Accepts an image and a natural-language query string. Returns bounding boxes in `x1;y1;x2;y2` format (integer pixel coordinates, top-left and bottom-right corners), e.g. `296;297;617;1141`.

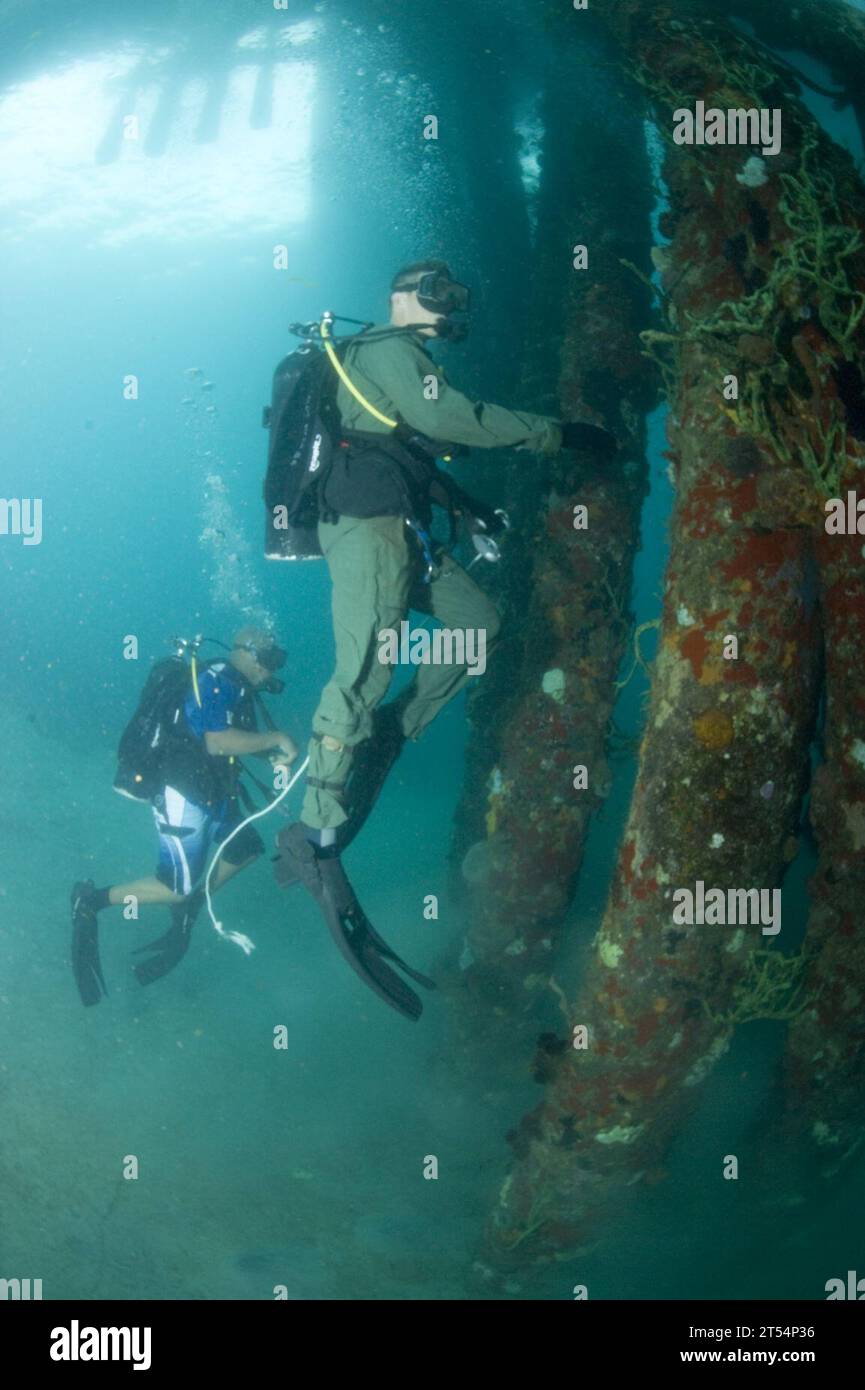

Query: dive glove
561;421;618;459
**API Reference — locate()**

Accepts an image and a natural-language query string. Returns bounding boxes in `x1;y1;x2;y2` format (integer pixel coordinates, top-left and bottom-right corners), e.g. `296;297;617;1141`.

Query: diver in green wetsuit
273;259;616;1019
303;260;571;837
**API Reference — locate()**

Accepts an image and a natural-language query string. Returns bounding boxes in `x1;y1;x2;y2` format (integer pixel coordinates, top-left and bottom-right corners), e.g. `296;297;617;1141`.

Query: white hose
205;756;309;954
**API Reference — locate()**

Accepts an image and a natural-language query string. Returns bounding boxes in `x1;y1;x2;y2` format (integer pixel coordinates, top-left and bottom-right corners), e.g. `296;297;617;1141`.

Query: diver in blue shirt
70;629;298;1003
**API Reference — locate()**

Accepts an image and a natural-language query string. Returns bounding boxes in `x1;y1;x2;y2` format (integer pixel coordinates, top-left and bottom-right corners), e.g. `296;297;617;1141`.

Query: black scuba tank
115;650;260;806
262;345;339;561
114;657;200;802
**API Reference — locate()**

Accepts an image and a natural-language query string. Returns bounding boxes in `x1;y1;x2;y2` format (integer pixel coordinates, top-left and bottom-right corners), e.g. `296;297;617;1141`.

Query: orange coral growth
681;627;711;680
693;708;735;750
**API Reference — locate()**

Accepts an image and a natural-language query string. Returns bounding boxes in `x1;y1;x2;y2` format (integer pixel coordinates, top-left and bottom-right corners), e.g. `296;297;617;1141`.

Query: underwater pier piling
783;527;865;1175
487;0;865;1261
444;52;655;1042
487;495;822;1262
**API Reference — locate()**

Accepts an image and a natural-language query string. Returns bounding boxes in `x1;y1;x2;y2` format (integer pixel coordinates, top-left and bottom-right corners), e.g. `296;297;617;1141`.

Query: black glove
561;421;618;459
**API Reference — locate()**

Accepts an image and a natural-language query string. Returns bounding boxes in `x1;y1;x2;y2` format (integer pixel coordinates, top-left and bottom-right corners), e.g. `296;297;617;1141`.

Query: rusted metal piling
487;0;865;1260
444;59;656;1038
783;528;865;1176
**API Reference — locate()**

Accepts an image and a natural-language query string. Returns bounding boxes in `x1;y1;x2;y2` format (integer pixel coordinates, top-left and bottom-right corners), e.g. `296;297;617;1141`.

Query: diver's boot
337;700;407;854
132;888;204;986
273;822;434;1021
71;880;108;1007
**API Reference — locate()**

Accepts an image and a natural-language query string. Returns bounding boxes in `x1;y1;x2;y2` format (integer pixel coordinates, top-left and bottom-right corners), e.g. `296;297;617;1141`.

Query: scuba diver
70;628;298;1005
265;259;617;1021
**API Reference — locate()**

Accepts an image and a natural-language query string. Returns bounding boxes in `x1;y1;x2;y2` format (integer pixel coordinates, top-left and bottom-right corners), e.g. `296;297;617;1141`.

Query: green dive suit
301;323;562;831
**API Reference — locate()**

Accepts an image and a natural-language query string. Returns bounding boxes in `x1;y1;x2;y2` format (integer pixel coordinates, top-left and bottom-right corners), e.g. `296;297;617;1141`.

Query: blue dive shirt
183;661;249;740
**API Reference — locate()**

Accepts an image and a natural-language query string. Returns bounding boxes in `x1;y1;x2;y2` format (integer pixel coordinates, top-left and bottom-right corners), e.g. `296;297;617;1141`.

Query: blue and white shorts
152;786;263;896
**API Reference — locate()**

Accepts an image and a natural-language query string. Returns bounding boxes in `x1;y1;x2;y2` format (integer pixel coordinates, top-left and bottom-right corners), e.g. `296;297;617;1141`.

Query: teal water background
1;0;864;1300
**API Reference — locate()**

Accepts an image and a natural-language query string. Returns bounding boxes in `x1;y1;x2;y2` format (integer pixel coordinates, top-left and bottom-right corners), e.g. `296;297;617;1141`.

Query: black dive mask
413;270;471;317
237;640;286;672
408;270;471;340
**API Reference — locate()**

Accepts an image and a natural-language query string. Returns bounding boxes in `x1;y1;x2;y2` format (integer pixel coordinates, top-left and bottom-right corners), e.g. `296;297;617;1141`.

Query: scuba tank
262;312;511;566
262;345;337;561
113;636;268;807
113;636;209;803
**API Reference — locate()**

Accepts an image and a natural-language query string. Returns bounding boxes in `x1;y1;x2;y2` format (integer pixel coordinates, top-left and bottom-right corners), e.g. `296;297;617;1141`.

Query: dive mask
239;640;286;672
409;271;471;340
412;270;471;317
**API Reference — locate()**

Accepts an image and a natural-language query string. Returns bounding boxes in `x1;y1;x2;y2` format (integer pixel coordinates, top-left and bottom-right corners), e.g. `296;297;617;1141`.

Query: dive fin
275;700;406;881
71;880;108;1007
355;917;436;991
337;701;406;854
328;908;425;1021
133;889;204;986
273;822;433;1020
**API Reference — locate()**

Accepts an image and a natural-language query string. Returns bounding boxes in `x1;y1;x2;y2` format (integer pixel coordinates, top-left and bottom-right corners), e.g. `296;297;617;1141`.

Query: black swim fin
133;889;204;986
273;822;434;1021
71;880;108;1007
337;701;406;854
